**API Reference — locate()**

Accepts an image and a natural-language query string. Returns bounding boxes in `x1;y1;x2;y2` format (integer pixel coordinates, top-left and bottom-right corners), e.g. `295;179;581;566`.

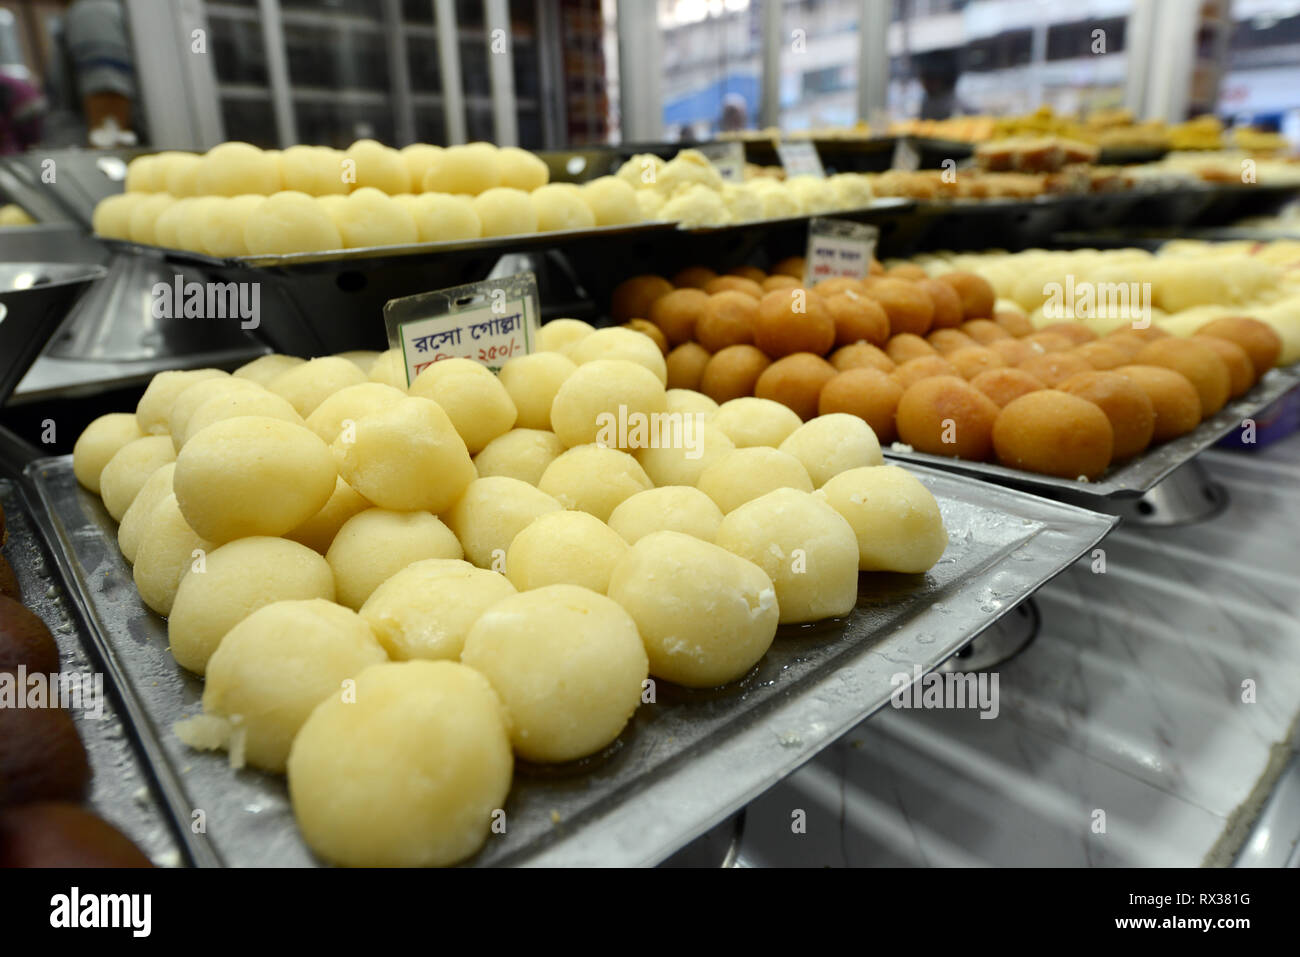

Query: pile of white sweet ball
615;148;877;227
91;139;651;257
70;321;948;867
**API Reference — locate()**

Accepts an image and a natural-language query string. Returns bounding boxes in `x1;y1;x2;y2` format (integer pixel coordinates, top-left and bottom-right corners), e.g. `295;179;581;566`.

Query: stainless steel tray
883;367;1300;498
0;478;182;865
24;456;1115;867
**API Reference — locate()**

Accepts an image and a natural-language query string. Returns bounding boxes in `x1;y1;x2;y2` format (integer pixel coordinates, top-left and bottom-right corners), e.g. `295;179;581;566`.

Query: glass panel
1219;1;1300;148
780;0;860;132
659;0;762;142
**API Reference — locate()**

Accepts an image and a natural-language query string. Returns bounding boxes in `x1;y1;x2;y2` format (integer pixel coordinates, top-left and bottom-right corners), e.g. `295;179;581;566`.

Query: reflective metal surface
0;262;106;404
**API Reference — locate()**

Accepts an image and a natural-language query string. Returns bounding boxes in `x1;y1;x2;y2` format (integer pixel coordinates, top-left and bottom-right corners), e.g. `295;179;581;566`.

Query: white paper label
384;273;540;384
776;140;825;178
699;141;746;183
803;217;879;286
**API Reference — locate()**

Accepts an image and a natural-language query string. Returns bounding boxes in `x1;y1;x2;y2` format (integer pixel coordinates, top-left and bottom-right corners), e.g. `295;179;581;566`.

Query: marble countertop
733;438;1300;867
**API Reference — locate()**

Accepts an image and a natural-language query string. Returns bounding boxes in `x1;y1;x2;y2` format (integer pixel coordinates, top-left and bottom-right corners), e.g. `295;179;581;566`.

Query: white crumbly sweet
422;143;502;195
192;599;387;773
710;397;802;448
497;146;549;191
284;477;371;554
537;318;595;354
195;141;281;196
233;354;304;387
814;465;948;573
367;348;409;390
267;356;368;416
777;413;884;488
333;187;418;248
278;145;349;196
664;388;719;419
696;447;814;514
472;187;538;238
331;397;476;513
131;494;213;616
72;413;145;494
444;476;562;569
607;486;724;545
408;359;517;454
461;584;648;762
325;507;463;610
359;559;515;661
607;531;778;687
167;536;335;675
180;389;304;448
303;382;406;444
136;369;227;434
537;444;653;521
472;428;567;486
713;488;859;624
174;416;337;543
634;421;734;488
505;509;628;593
167;377;264;448
566;327;669;384
287;660;513;867
98;436;177;522
199;195;264;257
117;463;175;564
530;183;596;232
549;358;667;449
344;139;411;194
244;190;343;255
407;193;481;243
580;176;641;226
498;352;577;430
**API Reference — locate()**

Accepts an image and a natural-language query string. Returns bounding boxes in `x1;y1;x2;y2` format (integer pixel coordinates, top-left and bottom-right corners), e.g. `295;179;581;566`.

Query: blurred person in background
0;70;44;154
916;48;970;121
63;0;137;146
719;92;748;133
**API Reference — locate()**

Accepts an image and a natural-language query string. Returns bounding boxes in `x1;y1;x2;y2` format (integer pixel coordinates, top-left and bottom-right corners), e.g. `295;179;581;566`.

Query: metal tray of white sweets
883;367;1300;499
22;456;1115;867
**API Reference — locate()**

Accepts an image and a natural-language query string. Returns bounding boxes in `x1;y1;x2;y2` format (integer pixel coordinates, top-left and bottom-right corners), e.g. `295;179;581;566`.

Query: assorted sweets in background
66;300;950;866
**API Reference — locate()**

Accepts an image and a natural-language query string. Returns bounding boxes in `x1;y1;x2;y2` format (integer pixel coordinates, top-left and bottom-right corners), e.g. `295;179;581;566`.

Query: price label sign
776;140;825;178
803;218;878;286
891;137;921;172
384;272;540;384
698;141;746;183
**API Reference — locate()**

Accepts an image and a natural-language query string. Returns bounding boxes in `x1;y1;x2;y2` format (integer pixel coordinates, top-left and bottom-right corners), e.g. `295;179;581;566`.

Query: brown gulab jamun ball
624;319;668;355
1017;351;1094;388
1039;321;1097;345
993;390;1114;480
864;278;935;337
754;288;835;358
0;706;90;805
0;500;5;545
938;271;996;320
959;318;1011;345
1115;365;1202;442
0;802;153;868
1197;316;1282;379
1193;334;1255;397
988;337;1037;366
868;257;885;275
812;277;865;298
888;263;928;281
946;346;1006;380
826;293;889;348
831;341;894;374
666;342;712;391
611;274;673;323
728;265;767;283
1126;324;1170;341
696;290;758;352
885;333;937;365
918;278;965;330
1059;370;1156;460
892;355;958;390
1101;330;1149;360
970;367;1045;408
649;287;710;346
1134;338;1231;418
671;265;717;289
896;376;1001;460
1073;341;1130;371
704;275;764;299
754;353;838;421
927;329;978;355
1022;331;1075;354
818;368;903;443
700;344;772;404
0;556;17;601
993;310;1035;337
771;256;806;279
0;596;59;675
762;274;800;292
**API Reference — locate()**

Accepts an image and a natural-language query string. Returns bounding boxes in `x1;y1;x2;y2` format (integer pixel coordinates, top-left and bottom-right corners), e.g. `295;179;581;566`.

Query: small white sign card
803;217;879;287
775;140;825;178
698;141;746;183
384;271;540;385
